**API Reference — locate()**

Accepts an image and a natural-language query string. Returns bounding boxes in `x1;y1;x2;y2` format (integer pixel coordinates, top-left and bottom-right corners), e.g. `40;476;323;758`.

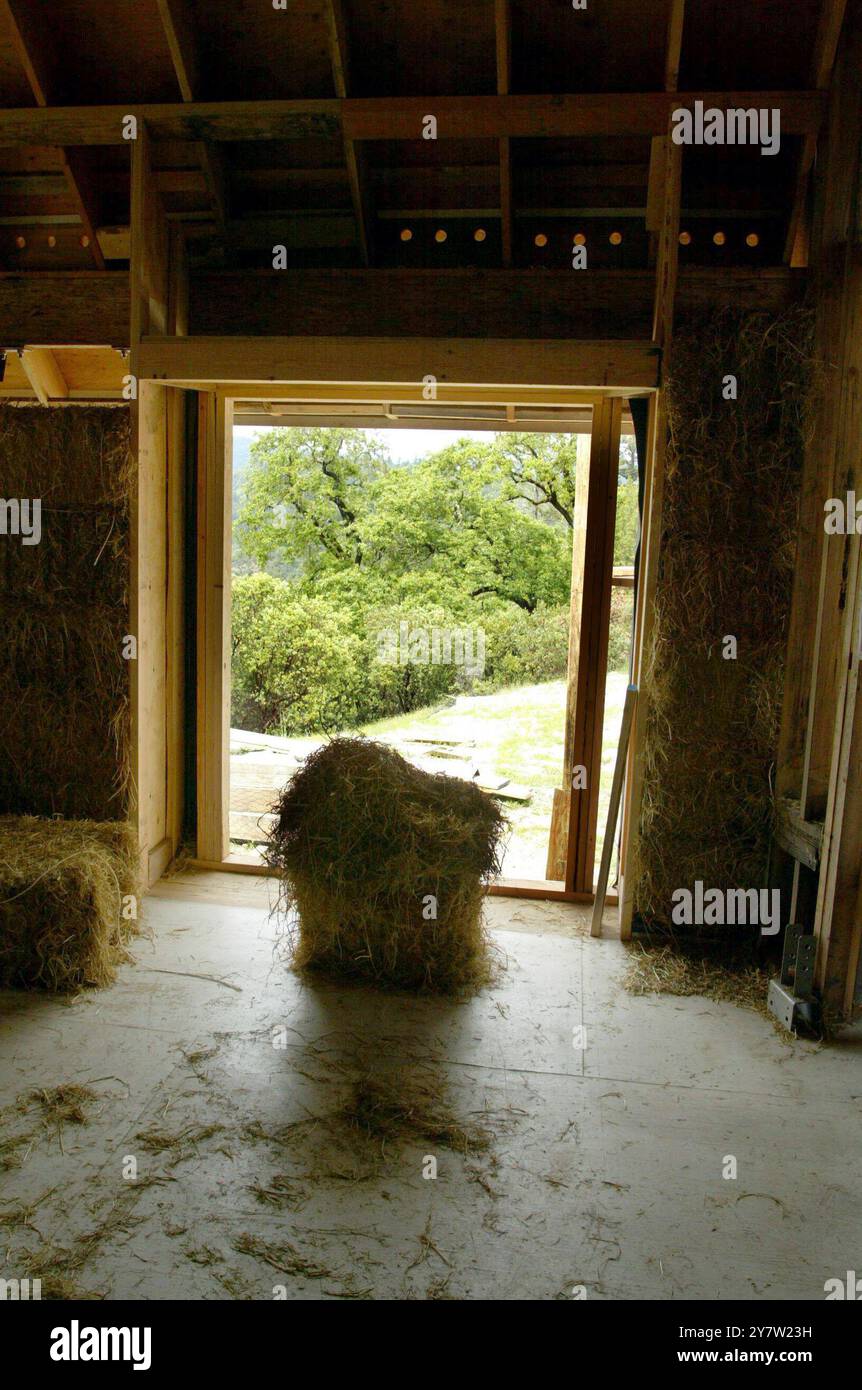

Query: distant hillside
232;433;254;518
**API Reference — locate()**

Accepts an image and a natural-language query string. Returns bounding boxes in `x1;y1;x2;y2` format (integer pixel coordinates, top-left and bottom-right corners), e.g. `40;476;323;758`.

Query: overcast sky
233;425;491;465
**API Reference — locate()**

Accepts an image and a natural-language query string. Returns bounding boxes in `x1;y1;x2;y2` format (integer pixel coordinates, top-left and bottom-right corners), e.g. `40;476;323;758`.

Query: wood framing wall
775;2;862;1017
129;127;187;887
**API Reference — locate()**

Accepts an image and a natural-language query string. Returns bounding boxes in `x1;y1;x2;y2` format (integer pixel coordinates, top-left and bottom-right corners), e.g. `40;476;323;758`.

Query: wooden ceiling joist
0;91;825;147
494;0;513;267
155;0;229;233
324;0;372;266
784;0;848;265
18;346;68;403
0;0;105;268
664;0;687;93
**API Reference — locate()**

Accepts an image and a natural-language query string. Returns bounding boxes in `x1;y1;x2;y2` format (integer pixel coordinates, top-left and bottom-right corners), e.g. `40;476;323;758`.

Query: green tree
234;427;388;576
481;431;579;526
361;441;570;612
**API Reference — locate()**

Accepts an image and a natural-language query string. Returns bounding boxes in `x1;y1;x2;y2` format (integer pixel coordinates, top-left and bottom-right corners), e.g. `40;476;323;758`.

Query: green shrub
476;604;569;691
608;586;634;673
361;603;469;718
231;574;366;735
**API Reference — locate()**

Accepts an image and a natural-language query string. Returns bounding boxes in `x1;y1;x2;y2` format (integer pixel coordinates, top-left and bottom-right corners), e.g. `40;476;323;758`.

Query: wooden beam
0;0;50;102
18;346;67;403
130;124;169;351
563;398;623;894
664;0;686;92
342;91;824;142
494;0;513;267
0;0;104;267
137;334;659;390
187;266;806;339
784;0;848;264
225;382;603;407
0;272;130;347
156;0;198;101
499;137;513;268
197;393;233;864
774;797;823;872
0;266;797;361
652;138;682;347
0;91;825;147
155;0;228;233
325;0;372;265
645;138;666;235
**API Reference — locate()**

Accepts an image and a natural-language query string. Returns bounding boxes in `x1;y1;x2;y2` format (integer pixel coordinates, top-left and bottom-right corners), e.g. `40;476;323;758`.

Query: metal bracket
768;922;820;1033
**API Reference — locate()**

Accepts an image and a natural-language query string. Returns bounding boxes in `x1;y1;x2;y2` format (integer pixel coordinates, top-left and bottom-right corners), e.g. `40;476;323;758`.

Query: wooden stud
562;397;623;894
783;0;848;264
196;394;233;864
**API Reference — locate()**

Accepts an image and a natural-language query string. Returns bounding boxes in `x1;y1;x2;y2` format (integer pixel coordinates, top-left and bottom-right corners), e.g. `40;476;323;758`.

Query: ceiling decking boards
0;2;843;288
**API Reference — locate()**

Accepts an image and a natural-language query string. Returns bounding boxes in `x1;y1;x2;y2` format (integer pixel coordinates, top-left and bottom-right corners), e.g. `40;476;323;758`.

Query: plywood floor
0;871;859;1301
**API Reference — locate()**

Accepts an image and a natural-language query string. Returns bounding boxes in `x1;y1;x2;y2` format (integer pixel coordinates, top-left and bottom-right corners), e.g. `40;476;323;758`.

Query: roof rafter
19;346;68;402
324;0;373;266
0;0;105;268
155;0;228;232
784;0;848;265
494;0;513;267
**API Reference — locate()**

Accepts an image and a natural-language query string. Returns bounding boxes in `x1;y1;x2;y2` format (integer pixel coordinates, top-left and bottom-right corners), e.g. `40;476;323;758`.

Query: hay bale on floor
0;816;139;992
264;738;506;993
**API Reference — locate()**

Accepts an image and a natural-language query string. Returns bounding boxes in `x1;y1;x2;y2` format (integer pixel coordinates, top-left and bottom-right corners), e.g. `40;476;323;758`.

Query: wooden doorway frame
192;379;649;904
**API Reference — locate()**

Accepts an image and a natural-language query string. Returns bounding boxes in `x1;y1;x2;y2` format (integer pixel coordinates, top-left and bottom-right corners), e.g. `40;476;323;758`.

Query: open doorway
226;415;637;891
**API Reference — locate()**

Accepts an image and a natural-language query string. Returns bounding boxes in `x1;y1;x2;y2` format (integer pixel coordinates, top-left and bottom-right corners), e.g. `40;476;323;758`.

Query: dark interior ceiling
0;0;827;273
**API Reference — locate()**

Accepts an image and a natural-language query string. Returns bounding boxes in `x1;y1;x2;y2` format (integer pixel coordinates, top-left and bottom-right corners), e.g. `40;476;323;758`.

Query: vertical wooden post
563;396;622;894
130;120;174;887
196;394;233;863
773;4;862;1017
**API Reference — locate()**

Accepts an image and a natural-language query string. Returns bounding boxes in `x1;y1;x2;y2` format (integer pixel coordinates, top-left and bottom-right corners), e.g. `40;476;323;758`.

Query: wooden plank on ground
591;683;637;937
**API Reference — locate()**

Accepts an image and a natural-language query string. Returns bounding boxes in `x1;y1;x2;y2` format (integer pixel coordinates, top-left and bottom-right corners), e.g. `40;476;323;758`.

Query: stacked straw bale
0;406;132;820
0;406;137;990
632;306;813;931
